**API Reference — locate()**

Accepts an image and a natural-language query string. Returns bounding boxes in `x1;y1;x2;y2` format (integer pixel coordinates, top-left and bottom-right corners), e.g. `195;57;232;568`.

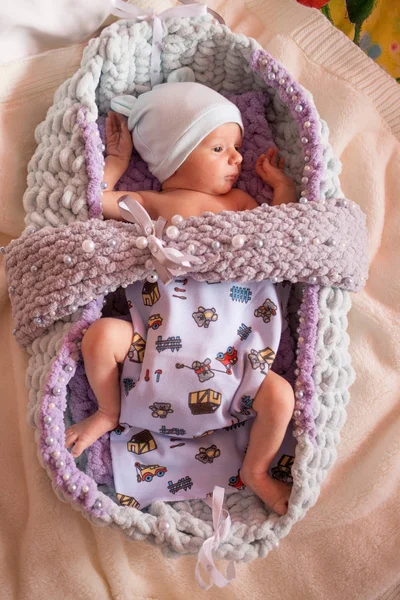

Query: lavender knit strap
5;197;368;347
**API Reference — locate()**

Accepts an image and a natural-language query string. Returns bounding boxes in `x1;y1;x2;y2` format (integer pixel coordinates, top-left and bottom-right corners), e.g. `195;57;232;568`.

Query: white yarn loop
110;0;207;86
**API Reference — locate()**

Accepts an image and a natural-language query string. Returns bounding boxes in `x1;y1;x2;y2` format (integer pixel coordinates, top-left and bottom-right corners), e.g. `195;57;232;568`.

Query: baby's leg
65;317;133;458
240;370;295;515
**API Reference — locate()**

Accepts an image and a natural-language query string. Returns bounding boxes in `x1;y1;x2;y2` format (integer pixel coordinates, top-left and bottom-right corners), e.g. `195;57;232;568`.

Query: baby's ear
110;95;137;117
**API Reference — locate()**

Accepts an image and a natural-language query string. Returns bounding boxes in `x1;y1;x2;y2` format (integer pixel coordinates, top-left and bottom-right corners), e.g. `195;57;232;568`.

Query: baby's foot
240;469;291;515
65;410;119;458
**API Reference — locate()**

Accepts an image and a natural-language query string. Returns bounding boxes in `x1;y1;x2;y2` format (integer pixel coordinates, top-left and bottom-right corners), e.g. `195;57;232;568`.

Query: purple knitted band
5;199;368;347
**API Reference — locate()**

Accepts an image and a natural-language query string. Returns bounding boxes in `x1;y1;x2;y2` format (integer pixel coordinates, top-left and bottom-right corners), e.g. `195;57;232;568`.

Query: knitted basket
4;13;368;563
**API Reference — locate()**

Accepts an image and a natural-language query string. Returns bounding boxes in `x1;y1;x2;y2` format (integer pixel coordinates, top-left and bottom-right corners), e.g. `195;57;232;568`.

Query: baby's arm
256;148;297;206
101;112;144;220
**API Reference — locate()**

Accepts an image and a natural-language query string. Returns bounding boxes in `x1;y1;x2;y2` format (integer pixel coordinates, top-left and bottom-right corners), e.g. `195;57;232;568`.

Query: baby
66;77;296;515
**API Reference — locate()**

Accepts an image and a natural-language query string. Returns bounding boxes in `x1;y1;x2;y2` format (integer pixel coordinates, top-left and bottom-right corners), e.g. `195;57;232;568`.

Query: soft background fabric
0;1;399;598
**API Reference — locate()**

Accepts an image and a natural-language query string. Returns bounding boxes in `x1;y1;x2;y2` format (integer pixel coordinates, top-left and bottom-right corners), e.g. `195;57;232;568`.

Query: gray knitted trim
11;15;363;562
5;198;367;347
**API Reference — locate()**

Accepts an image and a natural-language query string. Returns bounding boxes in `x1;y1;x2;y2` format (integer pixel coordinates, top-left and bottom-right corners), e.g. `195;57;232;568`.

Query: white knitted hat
111;69;243;183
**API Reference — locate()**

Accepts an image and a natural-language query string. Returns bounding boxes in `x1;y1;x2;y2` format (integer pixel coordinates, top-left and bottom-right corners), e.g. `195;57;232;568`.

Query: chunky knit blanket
4;12;368;564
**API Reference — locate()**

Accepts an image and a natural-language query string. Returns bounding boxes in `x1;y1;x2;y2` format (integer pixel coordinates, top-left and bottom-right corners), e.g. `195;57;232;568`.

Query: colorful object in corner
297;0;400;81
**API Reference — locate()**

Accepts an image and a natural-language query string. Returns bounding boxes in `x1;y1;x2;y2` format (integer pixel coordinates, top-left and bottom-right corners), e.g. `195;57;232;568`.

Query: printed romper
110;277;290;510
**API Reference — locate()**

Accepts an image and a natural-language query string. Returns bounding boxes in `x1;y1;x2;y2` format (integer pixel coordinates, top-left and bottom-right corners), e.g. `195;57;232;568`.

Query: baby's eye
235;146;242;152
213;146;223;153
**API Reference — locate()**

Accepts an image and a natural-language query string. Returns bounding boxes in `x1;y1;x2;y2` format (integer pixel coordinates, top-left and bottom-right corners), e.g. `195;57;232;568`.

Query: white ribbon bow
195;486;236;590
110;0;211;86
118;195;200;285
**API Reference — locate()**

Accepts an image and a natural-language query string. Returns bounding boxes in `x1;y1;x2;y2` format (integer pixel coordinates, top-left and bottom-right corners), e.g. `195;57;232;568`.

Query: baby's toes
70;440;87;458
65;427;78;448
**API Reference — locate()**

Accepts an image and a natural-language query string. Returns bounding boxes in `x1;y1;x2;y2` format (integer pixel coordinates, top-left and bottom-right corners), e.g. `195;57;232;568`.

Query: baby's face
170;123;243;196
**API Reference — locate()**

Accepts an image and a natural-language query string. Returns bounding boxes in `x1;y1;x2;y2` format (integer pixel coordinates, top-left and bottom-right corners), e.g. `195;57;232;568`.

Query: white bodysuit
110;277;289;510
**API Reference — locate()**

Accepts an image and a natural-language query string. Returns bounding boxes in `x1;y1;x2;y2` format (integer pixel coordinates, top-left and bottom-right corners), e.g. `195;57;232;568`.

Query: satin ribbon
195;486;236;590
118;195;200;285
110;0;208;86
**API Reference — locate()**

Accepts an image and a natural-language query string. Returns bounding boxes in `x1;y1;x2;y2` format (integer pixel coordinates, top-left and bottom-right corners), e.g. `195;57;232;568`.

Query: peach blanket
0;1;399;598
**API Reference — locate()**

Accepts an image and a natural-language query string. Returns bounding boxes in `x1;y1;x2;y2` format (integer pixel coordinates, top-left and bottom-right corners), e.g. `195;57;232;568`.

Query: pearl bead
8;286;15;294
62;473;71;481
45;436;55;445
82;485;89;494
267;72;276;80
294;368;300;376
52;450;60;458
31;265;38;273
337;198;348;207
70;305;78;312
64;365;73;373
145;259;154;270
158;519;170;532
270;276;278;283
48;402;55;409
309;276;317;284
94;499;103;509
301;137;309;144
82;239;95;253
12;328;16;335
100;181;108;190
295;390;304;399
326;238;336;246
254;239;263;248
258;56;268;66
211;241;221;251
109;239;117;249
304;165;312;172
64;255;73;266
278;78;286;85
286;86;294;94
0;246;6;254
304;156;311;162
276;239;283;246
52;387;62;396
68;484;77;493
294;235;303;244
52;425;59;432
33;317;43;327
231;234;246;249
146;272;159;283
187;244;195;254
298;336;304;344
135;236;148;249
301;177;309;184
145;226;153;235
299;197;308;204
171;214;183;226
56;459;65;468
304;121;311;128
44;416;52;424
166;225;179;240
313;238;320;245
345;277;353;286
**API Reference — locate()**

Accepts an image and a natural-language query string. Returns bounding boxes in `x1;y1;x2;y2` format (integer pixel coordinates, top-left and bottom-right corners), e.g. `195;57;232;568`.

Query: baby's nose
230;149;243;165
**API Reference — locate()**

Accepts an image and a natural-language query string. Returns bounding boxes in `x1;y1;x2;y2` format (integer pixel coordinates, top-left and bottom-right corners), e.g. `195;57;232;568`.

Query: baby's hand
256;147;292;189
106;112;133;165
